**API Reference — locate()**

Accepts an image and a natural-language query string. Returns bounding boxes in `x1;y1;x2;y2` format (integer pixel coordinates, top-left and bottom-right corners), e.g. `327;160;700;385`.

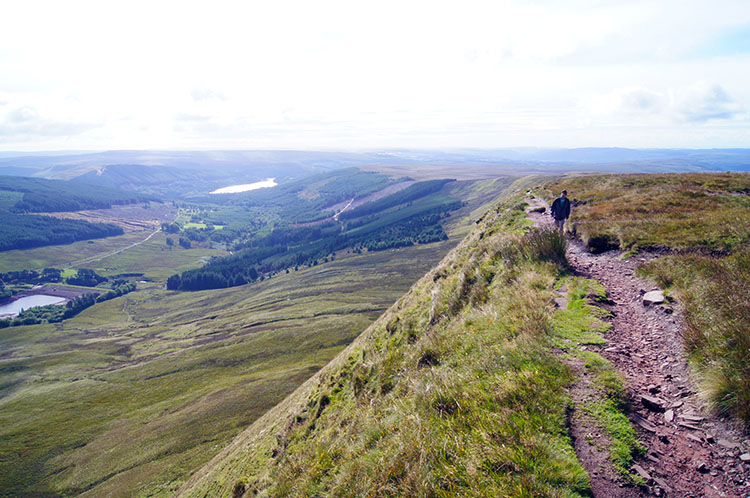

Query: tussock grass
523;228;568;268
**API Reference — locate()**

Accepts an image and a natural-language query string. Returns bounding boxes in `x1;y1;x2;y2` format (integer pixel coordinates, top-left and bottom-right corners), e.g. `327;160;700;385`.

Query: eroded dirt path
526;197;750;498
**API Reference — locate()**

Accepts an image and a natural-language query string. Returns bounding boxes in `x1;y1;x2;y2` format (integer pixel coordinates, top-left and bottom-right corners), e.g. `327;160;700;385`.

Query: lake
210;178;277;194
0;294;67;318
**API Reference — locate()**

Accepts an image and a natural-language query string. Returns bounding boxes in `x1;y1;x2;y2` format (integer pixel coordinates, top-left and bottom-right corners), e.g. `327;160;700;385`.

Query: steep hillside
177;180;615;497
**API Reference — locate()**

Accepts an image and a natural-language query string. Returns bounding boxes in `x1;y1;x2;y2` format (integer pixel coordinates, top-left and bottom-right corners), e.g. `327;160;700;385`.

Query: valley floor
526;198;750;498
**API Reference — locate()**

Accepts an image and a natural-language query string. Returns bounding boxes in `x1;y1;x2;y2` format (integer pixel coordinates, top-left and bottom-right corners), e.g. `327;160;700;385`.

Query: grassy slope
178;183;605;497
541;173;750;422
0;177;512;497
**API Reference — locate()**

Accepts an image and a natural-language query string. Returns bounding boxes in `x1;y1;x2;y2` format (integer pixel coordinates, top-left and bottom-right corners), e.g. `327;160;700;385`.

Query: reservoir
0;294;67;318
210;178;277;194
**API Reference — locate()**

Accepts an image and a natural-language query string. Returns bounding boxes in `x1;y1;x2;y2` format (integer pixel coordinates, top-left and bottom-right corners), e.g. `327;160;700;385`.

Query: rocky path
526;198;750;498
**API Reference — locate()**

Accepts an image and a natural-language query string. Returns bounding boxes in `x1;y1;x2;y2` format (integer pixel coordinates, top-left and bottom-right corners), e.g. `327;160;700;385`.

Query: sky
1;0;750;151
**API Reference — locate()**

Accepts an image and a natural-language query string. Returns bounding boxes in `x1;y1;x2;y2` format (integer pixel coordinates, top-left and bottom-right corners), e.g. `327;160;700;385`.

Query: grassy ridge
542;173;750;422
179;190;603;497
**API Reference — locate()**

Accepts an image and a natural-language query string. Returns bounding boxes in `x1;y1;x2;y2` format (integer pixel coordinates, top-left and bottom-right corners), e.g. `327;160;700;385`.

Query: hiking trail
525;196;750;498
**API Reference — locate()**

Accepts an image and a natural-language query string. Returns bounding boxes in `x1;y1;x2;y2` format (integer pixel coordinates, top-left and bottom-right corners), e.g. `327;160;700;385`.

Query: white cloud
0;0;749;150
620;89;665;115
190;87;226;102
673;82;741;122
7;106;40;123
0;106;97;140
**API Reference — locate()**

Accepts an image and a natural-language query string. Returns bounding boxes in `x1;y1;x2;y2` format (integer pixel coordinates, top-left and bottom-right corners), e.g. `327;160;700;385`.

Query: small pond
0;295;67;317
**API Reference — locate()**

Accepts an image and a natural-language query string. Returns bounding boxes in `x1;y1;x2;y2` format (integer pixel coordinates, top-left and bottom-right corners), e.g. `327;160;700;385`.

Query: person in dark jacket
550;189;571;232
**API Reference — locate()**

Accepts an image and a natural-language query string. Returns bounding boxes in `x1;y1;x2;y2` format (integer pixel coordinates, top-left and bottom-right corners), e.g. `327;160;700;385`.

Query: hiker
550;189;571;232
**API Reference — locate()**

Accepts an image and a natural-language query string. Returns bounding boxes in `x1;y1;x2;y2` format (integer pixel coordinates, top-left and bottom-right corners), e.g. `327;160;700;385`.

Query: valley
0;162;515;497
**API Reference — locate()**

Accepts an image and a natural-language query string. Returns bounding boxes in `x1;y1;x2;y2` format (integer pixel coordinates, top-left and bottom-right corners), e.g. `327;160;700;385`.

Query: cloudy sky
1;0;749;151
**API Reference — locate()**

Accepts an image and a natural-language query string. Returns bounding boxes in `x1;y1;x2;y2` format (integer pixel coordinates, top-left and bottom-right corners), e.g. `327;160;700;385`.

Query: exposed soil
526;197;750;498
566;351;649;498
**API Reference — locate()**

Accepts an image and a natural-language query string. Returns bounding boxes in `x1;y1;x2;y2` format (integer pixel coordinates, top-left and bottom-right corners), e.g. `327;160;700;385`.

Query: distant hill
1;149;748;198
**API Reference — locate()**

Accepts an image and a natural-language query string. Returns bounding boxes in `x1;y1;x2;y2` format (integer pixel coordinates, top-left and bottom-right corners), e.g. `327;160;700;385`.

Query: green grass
552;277;611;348
0;230;224;279
0;244;452;497
182;222;223;230
553;278;645;483
266;219;587;497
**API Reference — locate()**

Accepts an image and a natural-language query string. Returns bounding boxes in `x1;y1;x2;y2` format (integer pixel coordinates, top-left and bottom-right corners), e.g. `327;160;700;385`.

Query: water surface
0;294;66;317
210;178;277;194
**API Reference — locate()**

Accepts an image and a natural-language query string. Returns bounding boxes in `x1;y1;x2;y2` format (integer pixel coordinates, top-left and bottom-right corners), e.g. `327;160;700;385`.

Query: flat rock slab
718;438;740;449
643;290;665;306
641;394;666;412
632;464;652;481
